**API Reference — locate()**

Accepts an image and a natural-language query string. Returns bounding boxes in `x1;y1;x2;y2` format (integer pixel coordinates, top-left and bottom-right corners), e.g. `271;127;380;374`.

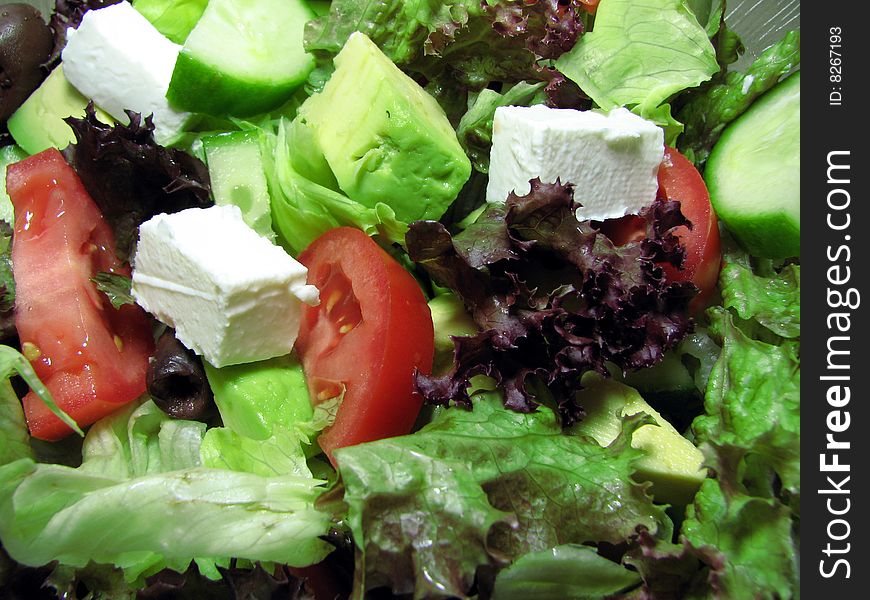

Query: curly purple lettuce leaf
407;179;696;424
62;105;212;261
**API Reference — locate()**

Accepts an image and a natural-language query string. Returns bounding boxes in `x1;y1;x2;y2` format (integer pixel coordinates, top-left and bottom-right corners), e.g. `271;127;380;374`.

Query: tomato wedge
8;148;154;440
601;146;722;311
295;227;434;462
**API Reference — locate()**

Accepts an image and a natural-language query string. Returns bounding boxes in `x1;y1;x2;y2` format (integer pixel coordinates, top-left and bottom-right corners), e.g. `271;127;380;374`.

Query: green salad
0;0;799;598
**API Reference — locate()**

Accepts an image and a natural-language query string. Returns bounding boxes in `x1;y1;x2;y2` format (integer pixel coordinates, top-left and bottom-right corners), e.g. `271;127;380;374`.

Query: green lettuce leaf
719;262;800;339
676;30;800;165
681;449;799;599
625;246;801;598
303;0;591;122
0;345;83;440
692;307;800;498
0;225;14;342
672;293;799;597
0;364;33;467
686;0;724;38
555;0;718;130
0;399;333;584
304;0;469;68
492;544;642;600
334;392;668;598
132;0;208;44
91;272;136;309
456;81;547;173
200;396;339;479
258;119;407;255
0;145;27;227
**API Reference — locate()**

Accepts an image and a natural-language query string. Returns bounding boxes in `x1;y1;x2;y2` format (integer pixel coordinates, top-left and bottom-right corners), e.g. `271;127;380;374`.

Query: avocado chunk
7;67;114;156
203;354;313;441
572;375;707;505
293;32;471;223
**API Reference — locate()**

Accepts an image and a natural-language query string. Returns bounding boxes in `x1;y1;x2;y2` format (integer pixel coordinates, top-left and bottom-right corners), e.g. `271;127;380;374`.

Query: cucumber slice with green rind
704;71;800;259
202;131;275;240
166;0;314;117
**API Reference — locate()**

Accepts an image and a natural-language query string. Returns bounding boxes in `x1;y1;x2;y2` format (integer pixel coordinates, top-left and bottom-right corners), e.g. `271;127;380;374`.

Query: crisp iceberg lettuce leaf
334;391;669;598
258;119;407;255
132;0;208;44
200;428;312;478
555;0;718;129
0;460;331;574
686;0;724;38
0;375;32;466
0;398;333;583
77;400;205;479
200;397;337;479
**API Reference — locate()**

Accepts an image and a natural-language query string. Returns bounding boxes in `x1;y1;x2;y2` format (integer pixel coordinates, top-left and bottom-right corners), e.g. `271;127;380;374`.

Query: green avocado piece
572;375;707;505
7;67;114;156
203;354;313;441
293;32;471;223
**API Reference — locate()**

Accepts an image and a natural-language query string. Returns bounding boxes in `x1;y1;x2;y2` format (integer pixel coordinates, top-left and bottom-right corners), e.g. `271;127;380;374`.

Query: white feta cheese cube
131;205;319;368
486;105;665;221
61;2;192;146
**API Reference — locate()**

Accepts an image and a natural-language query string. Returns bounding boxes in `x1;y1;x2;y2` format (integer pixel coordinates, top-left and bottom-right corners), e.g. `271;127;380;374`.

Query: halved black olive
0;3;53;122
146;329;213;420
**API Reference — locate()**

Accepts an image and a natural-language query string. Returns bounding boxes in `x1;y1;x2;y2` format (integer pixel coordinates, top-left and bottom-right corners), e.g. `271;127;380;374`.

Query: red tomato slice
600;146;722;311
295;227;434;463
8;148;154;440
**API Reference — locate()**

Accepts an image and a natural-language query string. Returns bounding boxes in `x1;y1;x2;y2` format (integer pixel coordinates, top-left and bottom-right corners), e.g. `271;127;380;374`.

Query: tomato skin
601;147;722;312
8;148;154;440
656;147;722;310
295;227;434;463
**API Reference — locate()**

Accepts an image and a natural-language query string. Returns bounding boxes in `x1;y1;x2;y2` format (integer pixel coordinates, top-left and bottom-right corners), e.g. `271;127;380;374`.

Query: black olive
0;3;53;123
146;329;214;420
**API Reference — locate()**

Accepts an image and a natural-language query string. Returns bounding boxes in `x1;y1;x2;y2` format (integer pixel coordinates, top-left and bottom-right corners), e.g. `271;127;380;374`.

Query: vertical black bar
802;3;867;596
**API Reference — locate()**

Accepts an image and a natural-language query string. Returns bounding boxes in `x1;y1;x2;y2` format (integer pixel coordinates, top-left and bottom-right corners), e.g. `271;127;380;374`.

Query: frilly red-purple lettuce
407;178;696;424
62;105;212;261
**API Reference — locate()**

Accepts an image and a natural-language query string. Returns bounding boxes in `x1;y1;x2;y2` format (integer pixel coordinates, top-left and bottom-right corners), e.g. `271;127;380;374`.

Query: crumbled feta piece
61;2;192;145
486;105;665;221
131;205;319;368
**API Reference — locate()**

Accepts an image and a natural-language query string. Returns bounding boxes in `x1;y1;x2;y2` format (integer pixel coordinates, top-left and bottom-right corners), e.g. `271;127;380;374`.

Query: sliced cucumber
202;131;275;240
166;0;315;117
705;71;800;259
